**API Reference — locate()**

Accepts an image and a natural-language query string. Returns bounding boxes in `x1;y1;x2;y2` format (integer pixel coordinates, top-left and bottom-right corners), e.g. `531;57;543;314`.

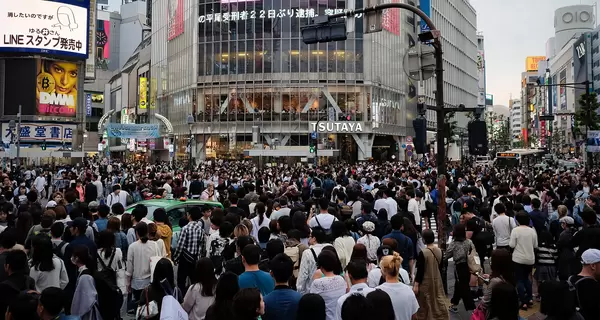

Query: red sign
540;120;546;146
381;0;400;36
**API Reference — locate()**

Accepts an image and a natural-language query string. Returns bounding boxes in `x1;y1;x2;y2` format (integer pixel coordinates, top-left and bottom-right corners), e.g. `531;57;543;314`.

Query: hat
581;248;600;265
362;221;376;233
88;201;99;210
67;217;88;230
46;200;57;209
559;216;575;225
377;245;394;259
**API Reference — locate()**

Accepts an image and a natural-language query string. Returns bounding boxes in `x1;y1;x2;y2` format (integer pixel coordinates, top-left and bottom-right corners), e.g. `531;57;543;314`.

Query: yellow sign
150;78;157;109
497;152;517;158
139;77;147;109
525;56;546;72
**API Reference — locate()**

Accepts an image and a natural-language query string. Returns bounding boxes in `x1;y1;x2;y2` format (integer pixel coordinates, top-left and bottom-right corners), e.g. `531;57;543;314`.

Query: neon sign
198;9;363;23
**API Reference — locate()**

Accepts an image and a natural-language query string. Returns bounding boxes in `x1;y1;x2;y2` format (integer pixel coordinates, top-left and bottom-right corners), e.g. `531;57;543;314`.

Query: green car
124;199;224;232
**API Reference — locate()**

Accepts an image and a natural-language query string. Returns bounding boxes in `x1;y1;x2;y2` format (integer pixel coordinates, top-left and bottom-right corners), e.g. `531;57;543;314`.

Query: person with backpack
70;245;103;320
97;230;126;304
308;198;338;234
296;227;333;294
567;248;600;320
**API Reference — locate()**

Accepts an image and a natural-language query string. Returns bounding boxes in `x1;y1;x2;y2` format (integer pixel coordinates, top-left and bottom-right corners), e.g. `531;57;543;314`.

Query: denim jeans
514;262;533;305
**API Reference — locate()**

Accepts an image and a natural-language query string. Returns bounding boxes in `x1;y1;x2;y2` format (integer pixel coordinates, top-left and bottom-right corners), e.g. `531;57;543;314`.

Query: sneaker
473;296;480;302
449;305;459;313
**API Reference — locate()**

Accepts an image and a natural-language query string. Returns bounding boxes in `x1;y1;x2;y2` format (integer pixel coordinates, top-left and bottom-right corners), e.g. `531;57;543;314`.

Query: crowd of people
0;158;597;320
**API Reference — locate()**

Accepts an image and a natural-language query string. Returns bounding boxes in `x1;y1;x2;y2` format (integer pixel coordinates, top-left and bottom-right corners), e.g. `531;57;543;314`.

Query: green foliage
491;116;510;149
574;92;600;138
444;111;459;149
512;141;524;148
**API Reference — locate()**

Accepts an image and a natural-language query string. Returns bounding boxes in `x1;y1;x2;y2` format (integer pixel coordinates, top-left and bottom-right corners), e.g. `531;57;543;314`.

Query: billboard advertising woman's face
36;59;78;117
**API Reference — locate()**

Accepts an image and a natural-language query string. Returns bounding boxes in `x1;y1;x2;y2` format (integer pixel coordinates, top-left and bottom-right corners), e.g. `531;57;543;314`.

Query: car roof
125;199;223;210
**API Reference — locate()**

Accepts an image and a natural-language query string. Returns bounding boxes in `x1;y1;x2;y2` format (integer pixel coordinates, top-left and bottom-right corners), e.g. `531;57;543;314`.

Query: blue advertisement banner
85;93;92;116
419;0;431;33
106;123;161;139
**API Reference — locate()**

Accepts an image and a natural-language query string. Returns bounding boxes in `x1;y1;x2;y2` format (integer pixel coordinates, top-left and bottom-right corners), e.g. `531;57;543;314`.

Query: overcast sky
470;0;598;107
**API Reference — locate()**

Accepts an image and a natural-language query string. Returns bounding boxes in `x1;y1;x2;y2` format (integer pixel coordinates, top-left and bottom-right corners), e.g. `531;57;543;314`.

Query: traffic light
468;120;488;155
301;22;347;44
412;118;427;154
41;143;46;150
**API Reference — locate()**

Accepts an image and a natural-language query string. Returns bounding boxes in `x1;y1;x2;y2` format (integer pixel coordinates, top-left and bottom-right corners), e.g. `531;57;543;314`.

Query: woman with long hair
71;245;102;320
413;229;448;320
127;222;161;308
205;272;240;320
402;217;420;256
29;235;68;292
349;243;377;271
445;223;477;312
310;250;348;320
250;202;270;241
376;252;419;320
148;222;167;258
183;258;218;320
487;282;520;320
15;211;33;245
106;216;128;260
138;258;181;320
291;211;311;245
96;230;126;295
481;249;517;314
332;221;356;269
232;288;265;320
296;293;326;320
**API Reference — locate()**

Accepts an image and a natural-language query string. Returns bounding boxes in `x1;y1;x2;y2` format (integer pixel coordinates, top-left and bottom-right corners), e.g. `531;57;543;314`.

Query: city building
146;0;478;163
509;99;523;145
0;0;93;164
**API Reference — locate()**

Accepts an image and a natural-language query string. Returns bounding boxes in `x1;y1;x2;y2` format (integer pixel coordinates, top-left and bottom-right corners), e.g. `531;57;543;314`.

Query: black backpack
95;249;124;320
53;241;67;259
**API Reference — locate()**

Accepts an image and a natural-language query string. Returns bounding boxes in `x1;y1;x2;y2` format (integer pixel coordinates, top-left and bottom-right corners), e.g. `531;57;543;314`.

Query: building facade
509;99;522;144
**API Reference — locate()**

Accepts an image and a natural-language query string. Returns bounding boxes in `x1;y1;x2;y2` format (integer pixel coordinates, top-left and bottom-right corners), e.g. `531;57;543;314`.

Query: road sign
406;145;413;151
401;144;406;149
403;44;436;81
311;131;317;139
407;151;413;157
406;136;413;143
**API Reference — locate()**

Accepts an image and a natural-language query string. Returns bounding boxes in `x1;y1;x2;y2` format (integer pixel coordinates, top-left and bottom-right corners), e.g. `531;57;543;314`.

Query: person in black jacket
84;178;97;204
189;174;204;199
0;250;35;320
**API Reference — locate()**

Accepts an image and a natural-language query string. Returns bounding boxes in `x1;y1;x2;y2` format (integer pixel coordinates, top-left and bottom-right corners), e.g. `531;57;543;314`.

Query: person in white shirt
250;203;270;240
376;253;419;320
106;185;129;208
373;193;390;220
491;203;516;250
163;176;173;195
509;211;538;309
29;236;69;292
308;198;338;231
408;191;422;232
296;227;333;294
33;174;46;200
93;174;104;201
476;179;487;201
336;261;375;320
383;189;398;221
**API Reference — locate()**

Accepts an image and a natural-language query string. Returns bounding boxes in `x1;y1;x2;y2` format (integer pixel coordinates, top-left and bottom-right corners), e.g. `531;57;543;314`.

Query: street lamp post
187;114;195;172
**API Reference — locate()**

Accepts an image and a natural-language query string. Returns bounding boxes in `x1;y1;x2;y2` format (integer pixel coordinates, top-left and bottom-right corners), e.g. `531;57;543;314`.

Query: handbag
470;303;486;320
467;241;482;274
135;288;159;320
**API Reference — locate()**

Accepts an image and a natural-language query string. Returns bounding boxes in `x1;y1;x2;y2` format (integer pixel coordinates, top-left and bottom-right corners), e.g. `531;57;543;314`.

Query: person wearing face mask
70;245;102;320
63;218;97;299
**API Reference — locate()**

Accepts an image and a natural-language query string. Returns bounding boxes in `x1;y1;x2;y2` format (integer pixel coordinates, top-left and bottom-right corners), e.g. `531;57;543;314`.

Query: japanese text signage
1;122;76;143
309;122;364;133
139;77;147;109
199;9;363;23
85;93;92;116
0;0;90;58
36;58;79;117
496;152;517;158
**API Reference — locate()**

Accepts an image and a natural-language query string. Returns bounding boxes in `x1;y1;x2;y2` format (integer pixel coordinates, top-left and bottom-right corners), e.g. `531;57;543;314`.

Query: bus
495;149;545;168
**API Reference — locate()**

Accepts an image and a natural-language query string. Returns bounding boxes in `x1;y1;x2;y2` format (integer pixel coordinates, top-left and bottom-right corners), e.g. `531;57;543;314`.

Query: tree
574;92;600;166
574;92;600;137
512;141;524;148
491;116;510;151
444;111;459;154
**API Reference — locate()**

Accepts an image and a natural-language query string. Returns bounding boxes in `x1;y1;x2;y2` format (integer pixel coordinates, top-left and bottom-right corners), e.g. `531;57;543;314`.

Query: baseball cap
581;248;600;265
46;200;57;209
559;216;575;225
377;245;394;259
88;201;99;210
67;217;88;230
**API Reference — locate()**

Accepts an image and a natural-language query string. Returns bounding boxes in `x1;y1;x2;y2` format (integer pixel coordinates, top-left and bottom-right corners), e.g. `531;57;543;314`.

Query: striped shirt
536;243;558;266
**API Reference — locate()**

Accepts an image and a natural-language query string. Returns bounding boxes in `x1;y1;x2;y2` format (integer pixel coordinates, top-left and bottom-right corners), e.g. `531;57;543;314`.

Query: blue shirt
238;270;275;296
263;285;302;320
95;218;108;232
382;230;414;270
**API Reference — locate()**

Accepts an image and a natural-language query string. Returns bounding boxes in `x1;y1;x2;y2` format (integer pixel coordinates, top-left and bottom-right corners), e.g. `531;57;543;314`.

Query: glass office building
151;0;418;162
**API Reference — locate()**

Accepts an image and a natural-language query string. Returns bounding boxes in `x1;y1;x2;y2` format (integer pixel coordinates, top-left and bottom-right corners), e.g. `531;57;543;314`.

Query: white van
475;155;493;167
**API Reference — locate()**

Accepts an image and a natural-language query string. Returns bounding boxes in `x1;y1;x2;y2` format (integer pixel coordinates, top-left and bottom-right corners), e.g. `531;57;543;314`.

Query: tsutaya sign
310;122;364;133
